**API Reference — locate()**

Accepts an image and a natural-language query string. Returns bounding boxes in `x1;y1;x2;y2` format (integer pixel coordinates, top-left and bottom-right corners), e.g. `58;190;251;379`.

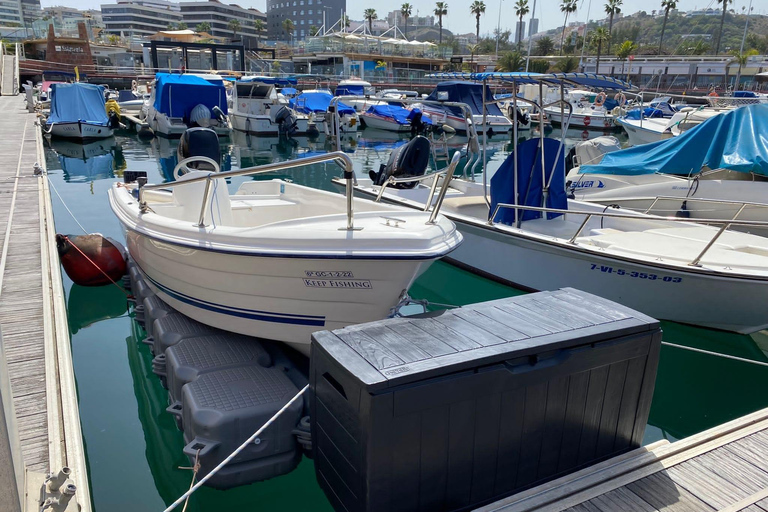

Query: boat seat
172;171;233;226
441;196;490;217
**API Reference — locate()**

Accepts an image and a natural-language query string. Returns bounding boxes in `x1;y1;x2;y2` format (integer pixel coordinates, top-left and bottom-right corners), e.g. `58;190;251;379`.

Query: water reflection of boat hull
47;121;114;140
50;138;116;182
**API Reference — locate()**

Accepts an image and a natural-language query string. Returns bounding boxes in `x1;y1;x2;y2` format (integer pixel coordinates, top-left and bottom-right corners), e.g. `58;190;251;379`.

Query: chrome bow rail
138;151;357;230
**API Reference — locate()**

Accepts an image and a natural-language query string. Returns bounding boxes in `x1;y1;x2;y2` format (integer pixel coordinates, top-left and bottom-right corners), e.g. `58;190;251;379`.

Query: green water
48;129;768;512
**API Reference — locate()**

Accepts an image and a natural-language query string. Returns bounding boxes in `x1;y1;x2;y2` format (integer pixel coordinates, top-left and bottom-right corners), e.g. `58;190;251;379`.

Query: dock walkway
0;95;90;511
479;407;768;512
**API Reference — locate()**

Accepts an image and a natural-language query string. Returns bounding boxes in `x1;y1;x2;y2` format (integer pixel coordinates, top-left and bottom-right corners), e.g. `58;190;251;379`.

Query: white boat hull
421;106;512;135
230;112;312;135
46;121;113;139
545;108;617;130
146;109;230;137
360;113;411;132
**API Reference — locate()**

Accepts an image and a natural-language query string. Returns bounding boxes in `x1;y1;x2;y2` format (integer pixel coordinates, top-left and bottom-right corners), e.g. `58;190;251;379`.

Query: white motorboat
617;105;734;145
335;85;768;335
230;79;313;136
421;81;513;135
335;79;381;112
543;89;619;130
44;83;116;140
108;152;462;354
360;104;432;133
290;90;360;134
568;104;768;228
144;73;229;137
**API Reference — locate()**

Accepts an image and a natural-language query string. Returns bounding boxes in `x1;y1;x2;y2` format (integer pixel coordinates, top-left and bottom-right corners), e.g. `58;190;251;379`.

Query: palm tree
604;0;622;54
228;19;241;40
282;18;295;43
195;22;211;34
177;22;188;30
591;27;610;74
714;0;731;54
434;2;448;45
401;3;413;38
364;8;377;34
469;1;486;47
615;39;636;78
555;56;579;72
468;43;480;65
497;51;525;72
558;0;577;55
731;48;758;89
535;36;554;55
253;19;265;40
657;0;676;54
514;0;529;51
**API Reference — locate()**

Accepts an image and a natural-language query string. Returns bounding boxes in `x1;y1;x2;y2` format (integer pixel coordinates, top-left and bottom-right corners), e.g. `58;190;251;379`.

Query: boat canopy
365;105;432;125
153;73;228;119
425;81;505;117
336;81;371;96
580;104;768;176
428;72;633;91
48;83;109;125
490;138;567;223
290;91;355;115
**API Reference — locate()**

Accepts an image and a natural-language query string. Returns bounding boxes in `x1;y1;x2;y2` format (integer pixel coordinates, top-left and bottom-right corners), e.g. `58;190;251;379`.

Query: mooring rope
661;341;768;368
162;384;309;512
61;235;132;298
48;178;89;234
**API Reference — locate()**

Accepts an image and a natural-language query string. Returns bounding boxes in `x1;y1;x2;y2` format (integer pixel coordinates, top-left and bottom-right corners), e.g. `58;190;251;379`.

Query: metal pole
482;79;488;203
525;0;537;72
512;80;519;226
538;81;546;208
495;0;503;58
579;0;592;71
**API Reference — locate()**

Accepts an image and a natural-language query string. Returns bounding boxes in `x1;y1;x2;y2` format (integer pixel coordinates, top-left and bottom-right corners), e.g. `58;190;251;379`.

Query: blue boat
145;73;229;137
421;81;512;135
45;83;115;140
360;104;432;132
290;90;360;133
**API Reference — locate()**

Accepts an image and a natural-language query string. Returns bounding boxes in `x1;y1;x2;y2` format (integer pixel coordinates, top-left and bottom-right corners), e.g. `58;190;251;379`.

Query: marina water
48;128;768;511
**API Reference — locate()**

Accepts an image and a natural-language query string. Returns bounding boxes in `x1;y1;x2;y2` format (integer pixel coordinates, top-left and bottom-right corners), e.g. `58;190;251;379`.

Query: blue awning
153;73;228;119
580;104;768;176
48;83;109;125
425;81;505;117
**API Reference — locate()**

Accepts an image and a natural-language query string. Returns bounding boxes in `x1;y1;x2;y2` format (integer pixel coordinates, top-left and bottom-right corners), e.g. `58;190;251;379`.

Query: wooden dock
0;94;91;511
478;407;768;512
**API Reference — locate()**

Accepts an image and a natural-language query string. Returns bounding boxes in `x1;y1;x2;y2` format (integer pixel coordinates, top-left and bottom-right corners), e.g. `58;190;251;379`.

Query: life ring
613;92;626;106
594;92;607;107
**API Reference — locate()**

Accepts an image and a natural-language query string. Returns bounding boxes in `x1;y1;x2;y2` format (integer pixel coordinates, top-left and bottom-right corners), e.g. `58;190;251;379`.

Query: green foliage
272;60;282;72
528;59;550;73
228;19;241;38
558;0;578;55
555;56;579;72
470;1;486;42
514;0;529;50
364;8;377;32
496;51;525;72
253;19;265;33
535;37;554;55
195;22;211;34
282;18;295;40
434;2;448;44
177;22;188;30
401;3;413;37
309;25;319;36
615;40;637;59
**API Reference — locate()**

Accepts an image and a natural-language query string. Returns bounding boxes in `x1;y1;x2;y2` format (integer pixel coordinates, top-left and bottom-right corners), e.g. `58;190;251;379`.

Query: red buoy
56;234;127;287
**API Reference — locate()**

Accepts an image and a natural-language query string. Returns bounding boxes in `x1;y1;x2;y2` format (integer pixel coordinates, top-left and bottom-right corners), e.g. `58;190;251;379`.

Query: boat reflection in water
67;282;128;334
49;138;116;182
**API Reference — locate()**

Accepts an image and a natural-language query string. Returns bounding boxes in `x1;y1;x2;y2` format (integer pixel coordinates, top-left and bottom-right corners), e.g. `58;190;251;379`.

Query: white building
180;0;266;44
101;0;183;38
0;0;23;27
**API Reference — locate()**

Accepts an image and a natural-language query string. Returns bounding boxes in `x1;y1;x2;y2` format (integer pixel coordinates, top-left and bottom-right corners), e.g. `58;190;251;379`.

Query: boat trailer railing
139;151;358;230
372;152;461;225
489;202;768;267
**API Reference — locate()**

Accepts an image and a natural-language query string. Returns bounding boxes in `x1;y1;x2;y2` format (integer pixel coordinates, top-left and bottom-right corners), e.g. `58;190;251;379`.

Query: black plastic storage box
310;288;661;512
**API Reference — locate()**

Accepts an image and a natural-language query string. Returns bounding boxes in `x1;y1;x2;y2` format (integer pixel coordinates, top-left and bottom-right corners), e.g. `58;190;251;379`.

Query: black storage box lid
312;288;660;392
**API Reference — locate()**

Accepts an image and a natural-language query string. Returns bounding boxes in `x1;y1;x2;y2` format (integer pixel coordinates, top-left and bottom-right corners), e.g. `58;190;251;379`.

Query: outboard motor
211;105;226;123
271;105;298;136
189;104;212;128
177;127;221;172
369;136;431;189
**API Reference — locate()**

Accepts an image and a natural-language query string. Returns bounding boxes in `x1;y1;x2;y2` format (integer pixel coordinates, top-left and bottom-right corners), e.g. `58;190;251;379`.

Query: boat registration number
590;264;682;283
305;270;354;278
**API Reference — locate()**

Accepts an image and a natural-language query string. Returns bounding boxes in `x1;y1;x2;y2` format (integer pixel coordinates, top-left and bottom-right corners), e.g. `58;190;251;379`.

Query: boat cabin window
236;84;273;99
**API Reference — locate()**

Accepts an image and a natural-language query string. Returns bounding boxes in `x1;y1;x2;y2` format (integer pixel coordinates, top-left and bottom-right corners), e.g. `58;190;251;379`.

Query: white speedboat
108;152;462;354
230;79;313;136
144;73;230;137
360;105;432;133
44;83;116;140
568;104;768;228
338;135;768;334
335;79;380;112
617;104;733;145
290;90;360;134
421;81;513;135
543;89;619;130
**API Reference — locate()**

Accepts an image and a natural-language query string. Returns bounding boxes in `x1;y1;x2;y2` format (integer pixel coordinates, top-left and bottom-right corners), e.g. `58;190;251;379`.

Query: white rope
162;384;309;512
661;341;768;368
48;178;89;234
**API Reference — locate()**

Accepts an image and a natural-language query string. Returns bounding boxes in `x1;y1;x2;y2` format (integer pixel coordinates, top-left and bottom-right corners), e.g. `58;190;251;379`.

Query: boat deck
0;95;91;510
478;407;768;512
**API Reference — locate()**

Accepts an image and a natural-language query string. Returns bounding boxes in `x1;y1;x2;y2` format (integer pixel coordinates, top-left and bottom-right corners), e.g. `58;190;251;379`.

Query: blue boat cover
581;104;768;176
365;105;433;125
290;91;355;115
153;73;228;120
336;83;366;96
281;87;298;96
490;137;567;223
240;76;297;86
48;83;108;125
426;81;505;117
60;153;114;182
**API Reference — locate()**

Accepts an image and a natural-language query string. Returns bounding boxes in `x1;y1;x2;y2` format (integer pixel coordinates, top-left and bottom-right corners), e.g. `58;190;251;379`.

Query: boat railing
643;196;768;219
489;202;768;267
373;152;461;225
139;151;358;230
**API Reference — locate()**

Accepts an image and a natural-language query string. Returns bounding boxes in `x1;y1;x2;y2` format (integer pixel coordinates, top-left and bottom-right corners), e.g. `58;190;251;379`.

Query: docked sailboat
567;104;768;226
336;73;768;334
108;151;462;354
44;83;117;140
143;73;229;137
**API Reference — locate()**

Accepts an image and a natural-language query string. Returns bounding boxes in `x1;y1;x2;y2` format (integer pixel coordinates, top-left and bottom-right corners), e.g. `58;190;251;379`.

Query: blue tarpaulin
365;105;433;125
290;91;355;115
153;73;228;120
490;138;567;223
336;83;366;96
581;104;768;176
48;83;109;125
426;81;505;118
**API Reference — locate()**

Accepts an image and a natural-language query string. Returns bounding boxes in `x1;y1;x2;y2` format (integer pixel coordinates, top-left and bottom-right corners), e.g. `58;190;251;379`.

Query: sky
43;0;765;38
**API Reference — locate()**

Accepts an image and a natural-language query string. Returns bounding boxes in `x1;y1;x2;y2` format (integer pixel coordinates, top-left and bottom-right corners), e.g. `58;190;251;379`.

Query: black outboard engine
271;105;299;136
177;127;221;172
369;136;431;189
211;105;227;123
